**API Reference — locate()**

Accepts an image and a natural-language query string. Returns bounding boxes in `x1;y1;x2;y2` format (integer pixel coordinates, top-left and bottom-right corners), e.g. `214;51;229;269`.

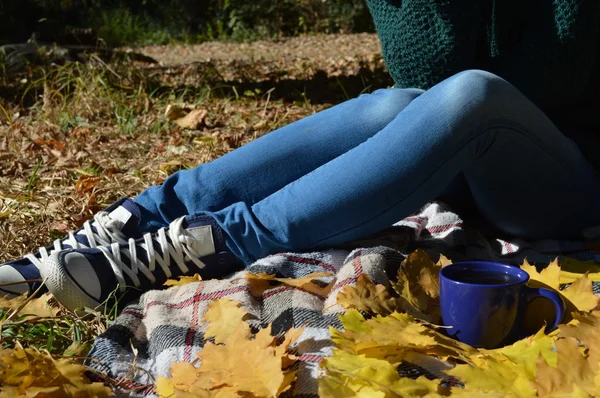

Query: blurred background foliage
0;0;375;46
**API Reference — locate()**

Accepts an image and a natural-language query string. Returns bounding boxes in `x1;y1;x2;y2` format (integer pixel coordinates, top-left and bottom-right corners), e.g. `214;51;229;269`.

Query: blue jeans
134;70;600;264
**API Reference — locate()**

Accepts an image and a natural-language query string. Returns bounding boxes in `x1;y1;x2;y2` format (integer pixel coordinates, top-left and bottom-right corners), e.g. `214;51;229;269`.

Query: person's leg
133;88;424;231
203;70;600;264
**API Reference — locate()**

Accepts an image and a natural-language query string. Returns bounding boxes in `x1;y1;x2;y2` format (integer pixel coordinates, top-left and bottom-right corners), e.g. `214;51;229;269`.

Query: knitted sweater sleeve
367;0;600;110
365;0;487;90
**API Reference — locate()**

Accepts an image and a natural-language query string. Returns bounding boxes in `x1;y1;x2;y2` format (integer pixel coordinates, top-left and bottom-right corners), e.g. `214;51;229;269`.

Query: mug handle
523;287;565;333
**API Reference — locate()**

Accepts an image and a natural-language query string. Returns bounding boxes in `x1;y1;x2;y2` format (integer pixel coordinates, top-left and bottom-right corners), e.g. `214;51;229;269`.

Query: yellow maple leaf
163;274;202;287
245;271;334;297
391;249;441;323
471;327;557;379
521;259;599;330
0;344;113;397
319;350;441;397
558;257;600;284
197;323;289;397
336;274;398;316
331;309;474;364
156;362;217;397
448;356;536;397
559;311;600;364
158;303;302;398
561;274;600;313
521;258;561;291
533;337;598;396
202;298;248;344
274;326;305;369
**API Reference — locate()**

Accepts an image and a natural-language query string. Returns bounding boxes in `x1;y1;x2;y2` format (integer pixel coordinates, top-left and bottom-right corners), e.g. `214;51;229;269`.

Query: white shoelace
98;217;206;291
25;211;128;269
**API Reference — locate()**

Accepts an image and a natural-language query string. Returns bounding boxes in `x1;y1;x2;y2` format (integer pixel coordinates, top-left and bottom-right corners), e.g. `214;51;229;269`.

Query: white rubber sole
40;252;103;312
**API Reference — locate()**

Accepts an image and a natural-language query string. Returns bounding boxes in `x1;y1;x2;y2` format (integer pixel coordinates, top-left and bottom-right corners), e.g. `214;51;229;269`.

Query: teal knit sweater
366;0;600;151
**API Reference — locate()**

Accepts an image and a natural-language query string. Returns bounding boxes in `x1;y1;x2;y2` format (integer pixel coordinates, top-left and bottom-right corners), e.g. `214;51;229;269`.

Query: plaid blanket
86;202;600;397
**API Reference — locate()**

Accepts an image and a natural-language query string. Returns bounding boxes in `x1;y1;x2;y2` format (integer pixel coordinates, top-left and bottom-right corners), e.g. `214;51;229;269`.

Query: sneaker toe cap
62;252;103;301
41;251;103;311
0;266;31;296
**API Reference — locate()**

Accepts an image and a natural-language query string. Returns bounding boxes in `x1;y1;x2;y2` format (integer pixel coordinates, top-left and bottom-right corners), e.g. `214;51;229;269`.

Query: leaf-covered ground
4;34;600;397
0;33;389;266
0;32;390;362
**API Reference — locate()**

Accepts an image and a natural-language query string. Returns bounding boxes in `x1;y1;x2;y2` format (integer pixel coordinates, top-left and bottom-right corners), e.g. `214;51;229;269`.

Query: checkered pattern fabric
86;202;600;396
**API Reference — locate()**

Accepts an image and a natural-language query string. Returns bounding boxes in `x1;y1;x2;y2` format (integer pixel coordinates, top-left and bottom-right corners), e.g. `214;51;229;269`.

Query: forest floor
0;33;390;354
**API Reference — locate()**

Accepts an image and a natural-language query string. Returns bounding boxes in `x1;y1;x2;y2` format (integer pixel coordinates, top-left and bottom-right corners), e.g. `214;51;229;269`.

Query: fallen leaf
521;259;560;291
533;337;598;396
437;254;453;267
175;108;208;130
336;274;398;316
559;311;600;364
559;257;600;283
197;323;290;397
165;104;187;120
74;175;101;196
520;258;599;330
20;293;60;318
320;350;442;397
561;274;600;313
62;341;93;357
472;327;557;379
391;249;441;323
159;160;191;174
202;299;248;344
449;357;537;397
330;309;474;364
163;274;202;287
0;344;113;397
0;293;59;318
245;271;334;297
157;298;302;398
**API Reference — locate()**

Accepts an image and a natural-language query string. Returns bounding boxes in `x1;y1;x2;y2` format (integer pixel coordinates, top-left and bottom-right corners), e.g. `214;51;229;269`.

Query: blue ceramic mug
439;261;565;348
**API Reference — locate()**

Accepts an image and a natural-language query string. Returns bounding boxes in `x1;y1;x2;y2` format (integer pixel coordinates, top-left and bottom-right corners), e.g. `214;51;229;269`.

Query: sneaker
41;214;243;312
0;198;144;297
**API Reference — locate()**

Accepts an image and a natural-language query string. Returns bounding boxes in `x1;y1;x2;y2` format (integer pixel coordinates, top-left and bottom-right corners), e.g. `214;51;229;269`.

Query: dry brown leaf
202;298;248;344
165;104;187;120
159;160;191;174
336;274;398;316
0;294;28;309
20;293;60;318
74;175;101;196
0;293;59;318
0;345;113;397
245;271;334;297
163;274;202;287
437;254;453;267
175;108;208;130
391;249;441;323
